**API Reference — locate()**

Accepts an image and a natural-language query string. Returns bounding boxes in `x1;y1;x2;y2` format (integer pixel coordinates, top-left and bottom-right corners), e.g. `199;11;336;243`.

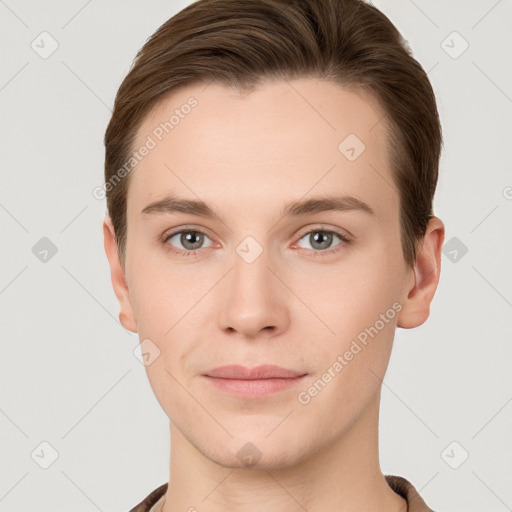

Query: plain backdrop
1;1;511;511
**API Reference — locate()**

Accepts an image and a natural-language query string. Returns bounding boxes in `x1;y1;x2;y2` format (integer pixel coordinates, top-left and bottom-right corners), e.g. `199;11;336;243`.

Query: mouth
202;364;308;398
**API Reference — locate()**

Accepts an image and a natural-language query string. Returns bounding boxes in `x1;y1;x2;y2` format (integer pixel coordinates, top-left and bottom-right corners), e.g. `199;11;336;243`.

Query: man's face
120;78;415;468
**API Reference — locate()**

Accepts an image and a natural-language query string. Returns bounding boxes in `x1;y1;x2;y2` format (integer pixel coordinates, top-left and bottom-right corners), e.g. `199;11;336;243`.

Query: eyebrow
140;194;375;219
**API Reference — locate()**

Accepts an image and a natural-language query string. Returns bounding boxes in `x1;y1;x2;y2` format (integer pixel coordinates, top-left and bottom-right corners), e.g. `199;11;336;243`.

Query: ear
397;216;445;329
103;214;137;333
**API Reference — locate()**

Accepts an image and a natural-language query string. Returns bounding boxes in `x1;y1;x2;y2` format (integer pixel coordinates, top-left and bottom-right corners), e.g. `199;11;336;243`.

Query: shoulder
128;483;168;512
385;474;436;512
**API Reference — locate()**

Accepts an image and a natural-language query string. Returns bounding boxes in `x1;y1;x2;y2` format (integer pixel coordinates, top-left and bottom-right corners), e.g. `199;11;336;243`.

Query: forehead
128;78;397;224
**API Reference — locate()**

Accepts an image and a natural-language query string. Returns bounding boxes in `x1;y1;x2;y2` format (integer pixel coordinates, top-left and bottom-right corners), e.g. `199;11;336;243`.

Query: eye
295;228;351;256
161;226;351;258
162;229;213;256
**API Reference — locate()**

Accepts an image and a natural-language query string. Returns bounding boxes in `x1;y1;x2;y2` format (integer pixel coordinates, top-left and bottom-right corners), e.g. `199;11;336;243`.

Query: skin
103;78;444;511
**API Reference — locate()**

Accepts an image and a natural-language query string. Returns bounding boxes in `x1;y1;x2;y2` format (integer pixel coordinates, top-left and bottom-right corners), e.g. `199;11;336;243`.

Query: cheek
127;256;205;372
303;253;402;397
126;251;195;338
128;276;171;339
315;262;400;341
299;315;396;430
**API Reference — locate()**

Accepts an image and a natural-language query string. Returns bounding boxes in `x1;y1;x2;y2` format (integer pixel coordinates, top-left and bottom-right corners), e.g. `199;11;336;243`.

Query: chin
199;430;311;471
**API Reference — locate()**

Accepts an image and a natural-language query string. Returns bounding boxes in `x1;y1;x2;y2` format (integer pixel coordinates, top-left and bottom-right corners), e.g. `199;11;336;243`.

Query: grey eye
297;230;343;251
167;230;213;251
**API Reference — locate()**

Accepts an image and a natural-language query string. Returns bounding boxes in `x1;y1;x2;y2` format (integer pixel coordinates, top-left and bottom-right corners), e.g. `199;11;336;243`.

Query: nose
216;246;290;340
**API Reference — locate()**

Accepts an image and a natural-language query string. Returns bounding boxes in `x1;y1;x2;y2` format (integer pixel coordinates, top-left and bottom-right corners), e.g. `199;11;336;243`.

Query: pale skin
104;78;444;511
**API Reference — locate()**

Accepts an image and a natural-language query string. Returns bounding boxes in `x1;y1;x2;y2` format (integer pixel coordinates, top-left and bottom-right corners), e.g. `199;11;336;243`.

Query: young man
102;0;444;510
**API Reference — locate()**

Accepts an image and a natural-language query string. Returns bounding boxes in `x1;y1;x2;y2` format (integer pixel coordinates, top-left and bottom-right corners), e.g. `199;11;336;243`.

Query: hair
104;0;442;269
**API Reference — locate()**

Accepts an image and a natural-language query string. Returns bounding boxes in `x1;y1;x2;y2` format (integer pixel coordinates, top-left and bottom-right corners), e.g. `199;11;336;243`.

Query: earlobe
397;216;445;329
103;215;138;333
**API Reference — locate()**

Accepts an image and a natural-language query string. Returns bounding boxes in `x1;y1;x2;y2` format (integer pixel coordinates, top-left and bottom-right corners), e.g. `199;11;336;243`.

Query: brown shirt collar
129;475;435;512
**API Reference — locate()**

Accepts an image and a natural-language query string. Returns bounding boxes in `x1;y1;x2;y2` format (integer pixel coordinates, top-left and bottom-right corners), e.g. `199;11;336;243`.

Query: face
111;78;419;469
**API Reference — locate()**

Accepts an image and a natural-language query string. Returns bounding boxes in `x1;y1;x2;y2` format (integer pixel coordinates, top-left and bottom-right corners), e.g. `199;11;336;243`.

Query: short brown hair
104;0;442;269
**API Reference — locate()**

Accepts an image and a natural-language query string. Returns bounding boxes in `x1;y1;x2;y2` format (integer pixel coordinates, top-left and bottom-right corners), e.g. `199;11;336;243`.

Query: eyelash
160;226;352;258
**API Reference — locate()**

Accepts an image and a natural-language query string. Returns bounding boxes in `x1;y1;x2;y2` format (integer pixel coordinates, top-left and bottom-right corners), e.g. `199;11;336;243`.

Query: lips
203;364;308;398
204;364;306;379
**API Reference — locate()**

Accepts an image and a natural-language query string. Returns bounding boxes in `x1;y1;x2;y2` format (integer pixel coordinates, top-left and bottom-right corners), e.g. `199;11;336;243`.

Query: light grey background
1;0;511;511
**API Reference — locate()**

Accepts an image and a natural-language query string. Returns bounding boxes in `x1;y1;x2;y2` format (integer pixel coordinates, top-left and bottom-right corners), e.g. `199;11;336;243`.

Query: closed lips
204;364;307;379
